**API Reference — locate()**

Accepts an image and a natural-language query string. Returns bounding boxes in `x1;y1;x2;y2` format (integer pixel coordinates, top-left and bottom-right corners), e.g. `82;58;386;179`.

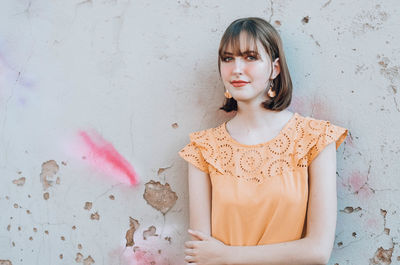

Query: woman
178;17;348;265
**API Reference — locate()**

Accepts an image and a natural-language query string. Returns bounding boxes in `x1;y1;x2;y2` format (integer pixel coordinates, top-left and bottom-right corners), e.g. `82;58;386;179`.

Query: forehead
221;31;267;57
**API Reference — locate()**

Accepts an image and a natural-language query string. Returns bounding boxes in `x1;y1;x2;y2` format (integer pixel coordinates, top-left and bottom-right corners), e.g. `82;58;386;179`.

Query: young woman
179;17;348;265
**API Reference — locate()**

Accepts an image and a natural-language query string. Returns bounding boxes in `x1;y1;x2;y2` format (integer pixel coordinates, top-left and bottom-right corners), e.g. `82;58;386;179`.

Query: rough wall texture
0;0;399;264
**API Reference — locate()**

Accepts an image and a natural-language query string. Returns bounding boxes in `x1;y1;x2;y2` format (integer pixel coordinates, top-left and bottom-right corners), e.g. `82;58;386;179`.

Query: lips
230;80;249;87
231;80;249;84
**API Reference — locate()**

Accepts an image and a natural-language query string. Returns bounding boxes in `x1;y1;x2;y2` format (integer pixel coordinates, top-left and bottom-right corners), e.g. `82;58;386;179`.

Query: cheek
220;65;231;80
247;63;269;76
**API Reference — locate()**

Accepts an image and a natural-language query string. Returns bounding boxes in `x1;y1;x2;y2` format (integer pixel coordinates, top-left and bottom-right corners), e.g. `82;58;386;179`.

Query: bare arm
187;163;212;240
221;141;338;265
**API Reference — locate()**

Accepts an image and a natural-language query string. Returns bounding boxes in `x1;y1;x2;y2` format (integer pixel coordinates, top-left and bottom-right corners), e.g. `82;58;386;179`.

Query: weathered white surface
0;0;399;264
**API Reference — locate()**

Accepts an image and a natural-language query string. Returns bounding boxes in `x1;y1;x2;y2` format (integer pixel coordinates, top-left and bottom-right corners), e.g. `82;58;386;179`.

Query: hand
184;229;229;265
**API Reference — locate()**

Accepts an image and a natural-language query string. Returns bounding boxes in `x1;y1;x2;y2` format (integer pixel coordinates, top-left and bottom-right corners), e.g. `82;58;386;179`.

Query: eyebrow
222;50;259;56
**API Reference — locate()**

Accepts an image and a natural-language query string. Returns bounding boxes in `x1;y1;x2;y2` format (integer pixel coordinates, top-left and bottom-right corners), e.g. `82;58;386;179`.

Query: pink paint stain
108;247;136;265
345;171;374;201
348;171;367;193
357;186;373;200
365;218;379;229
108;246;169;265
77;129;139;186
133;248;170;265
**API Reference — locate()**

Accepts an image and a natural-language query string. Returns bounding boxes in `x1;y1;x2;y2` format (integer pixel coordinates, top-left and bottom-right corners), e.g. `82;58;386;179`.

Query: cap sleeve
305;121;348;166
178;134;209;173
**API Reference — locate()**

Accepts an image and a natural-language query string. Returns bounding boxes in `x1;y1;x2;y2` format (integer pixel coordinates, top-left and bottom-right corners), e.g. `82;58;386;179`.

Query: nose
232;57;244;75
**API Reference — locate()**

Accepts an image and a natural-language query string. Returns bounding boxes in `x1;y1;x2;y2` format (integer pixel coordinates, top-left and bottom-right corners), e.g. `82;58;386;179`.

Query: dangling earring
224;89;232;98
267;80;276;98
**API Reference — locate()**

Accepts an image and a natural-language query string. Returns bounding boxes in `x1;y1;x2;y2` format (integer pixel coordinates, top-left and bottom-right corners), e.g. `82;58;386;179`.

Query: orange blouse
178;112;348;246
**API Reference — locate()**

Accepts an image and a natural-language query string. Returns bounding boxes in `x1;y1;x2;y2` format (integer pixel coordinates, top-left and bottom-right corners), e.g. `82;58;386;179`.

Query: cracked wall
0;0;399;264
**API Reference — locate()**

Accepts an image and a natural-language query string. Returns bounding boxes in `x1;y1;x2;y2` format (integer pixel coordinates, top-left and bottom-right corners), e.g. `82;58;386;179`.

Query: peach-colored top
178;112;348;246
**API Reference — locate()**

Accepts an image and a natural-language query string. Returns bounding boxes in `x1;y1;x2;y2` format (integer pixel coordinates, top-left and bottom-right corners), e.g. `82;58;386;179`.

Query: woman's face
220;32;279;103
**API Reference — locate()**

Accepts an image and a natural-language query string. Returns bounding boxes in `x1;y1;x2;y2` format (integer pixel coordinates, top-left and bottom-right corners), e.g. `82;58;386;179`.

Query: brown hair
218;17;292;112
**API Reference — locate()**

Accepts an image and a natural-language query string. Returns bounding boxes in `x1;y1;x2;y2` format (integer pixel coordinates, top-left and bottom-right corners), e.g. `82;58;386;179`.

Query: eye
246;55;257;60
222;57;233;62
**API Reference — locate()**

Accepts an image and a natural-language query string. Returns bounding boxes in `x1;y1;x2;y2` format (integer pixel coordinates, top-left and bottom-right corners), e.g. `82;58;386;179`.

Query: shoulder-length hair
218;17;292;112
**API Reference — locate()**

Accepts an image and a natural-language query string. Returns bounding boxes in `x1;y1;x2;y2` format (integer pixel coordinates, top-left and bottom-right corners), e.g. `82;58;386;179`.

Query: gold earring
267;80;276;98
224;89;232;98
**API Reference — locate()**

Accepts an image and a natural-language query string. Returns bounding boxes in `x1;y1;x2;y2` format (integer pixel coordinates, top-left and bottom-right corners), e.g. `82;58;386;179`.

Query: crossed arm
185;141;338;265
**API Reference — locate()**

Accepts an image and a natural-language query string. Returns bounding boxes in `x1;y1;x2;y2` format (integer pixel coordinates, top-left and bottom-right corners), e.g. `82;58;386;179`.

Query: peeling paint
83;255;95;265
0;261;12;265
370;246;393;265
43;192;49;200
84;202;92;210
40;160;60;190
75;253;83;262
377;55;400;84
171;122;178;128
143;180;178;214
352;6;389;36
12;177;25;186
143;225;158;240
125;217;139;246
90;212;100;220
109;194;115;200
157;165;172;175
340;206;362;213
301;16;310;24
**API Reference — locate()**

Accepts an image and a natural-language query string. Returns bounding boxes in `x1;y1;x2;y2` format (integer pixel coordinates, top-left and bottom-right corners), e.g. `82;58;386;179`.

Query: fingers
188;229;207;241
184;248;195;255
184;255;196;263
184;241;195;248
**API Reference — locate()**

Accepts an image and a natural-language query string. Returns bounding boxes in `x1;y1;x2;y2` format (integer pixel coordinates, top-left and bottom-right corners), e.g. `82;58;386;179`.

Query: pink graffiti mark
78;130;139;186
347;170;373;200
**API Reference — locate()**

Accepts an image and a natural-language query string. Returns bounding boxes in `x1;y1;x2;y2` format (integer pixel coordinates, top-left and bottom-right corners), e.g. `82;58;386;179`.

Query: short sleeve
178;140;209;173
306;121;348;166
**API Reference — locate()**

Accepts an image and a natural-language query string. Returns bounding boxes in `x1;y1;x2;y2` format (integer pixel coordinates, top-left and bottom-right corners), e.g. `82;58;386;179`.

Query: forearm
224;237;328;265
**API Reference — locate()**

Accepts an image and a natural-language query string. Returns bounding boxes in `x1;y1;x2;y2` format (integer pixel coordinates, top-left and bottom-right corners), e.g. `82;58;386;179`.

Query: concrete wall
0;0;399;264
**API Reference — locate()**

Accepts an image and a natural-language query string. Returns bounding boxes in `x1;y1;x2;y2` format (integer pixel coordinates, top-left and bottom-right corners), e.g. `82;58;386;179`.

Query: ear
271;57;281;79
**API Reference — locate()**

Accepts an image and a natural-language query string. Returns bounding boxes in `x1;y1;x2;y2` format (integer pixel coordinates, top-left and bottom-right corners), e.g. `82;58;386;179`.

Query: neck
234;101;289;129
